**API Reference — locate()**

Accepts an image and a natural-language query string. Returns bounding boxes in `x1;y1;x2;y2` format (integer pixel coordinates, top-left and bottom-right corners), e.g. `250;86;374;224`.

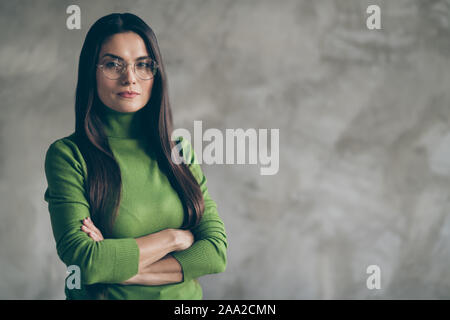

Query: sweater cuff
170;244;211;282
112;238;140;282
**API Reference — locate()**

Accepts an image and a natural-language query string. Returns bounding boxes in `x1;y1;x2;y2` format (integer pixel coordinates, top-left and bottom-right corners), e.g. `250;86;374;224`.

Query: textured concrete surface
1;0;450;299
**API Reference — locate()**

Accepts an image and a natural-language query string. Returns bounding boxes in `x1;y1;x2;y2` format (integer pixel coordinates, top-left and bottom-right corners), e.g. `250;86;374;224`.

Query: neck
97;102;148;139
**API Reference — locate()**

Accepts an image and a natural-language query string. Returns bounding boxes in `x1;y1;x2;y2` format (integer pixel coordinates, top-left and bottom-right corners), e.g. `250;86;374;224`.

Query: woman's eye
137;62;150;68
105;61;121;69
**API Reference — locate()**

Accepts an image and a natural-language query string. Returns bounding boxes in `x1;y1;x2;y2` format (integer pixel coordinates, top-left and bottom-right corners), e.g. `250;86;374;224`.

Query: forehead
98;32;149;59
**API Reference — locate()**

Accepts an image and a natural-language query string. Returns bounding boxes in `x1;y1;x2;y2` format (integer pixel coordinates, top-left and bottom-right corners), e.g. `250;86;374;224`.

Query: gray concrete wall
1;0;450;299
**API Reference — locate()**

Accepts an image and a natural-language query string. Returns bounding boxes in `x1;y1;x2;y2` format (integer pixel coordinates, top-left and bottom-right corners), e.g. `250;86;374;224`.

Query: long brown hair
73;13;204;237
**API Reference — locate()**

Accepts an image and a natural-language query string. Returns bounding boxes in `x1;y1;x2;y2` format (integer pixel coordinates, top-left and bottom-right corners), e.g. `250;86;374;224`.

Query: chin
118;104;145;113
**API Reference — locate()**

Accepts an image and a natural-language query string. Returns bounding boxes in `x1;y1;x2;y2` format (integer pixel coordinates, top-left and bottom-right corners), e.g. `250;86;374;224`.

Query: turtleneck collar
97;102;148;139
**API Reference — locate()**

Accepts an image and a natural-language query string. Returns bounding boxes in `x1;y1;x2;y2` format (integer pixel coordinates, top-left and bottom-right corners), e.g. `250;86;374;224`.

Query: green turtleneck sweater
43;103;227;300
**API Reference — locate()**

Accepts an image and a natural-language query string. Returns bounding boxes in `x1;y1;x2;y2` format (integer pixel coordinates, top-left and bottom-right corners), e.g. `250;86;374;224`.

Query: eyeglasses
96;58;158;80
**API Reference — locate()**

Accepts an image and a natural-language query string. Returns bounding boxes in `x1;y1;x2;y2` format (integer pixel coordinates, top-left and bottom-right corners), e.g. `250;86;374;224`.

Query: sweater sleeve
44;138;140;285
169;137;228;281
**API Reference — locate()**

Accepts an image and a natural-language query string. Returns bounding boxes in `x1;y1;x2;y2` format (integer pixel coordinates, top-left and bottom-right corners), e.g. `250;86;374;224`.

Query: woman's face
96;32;154;113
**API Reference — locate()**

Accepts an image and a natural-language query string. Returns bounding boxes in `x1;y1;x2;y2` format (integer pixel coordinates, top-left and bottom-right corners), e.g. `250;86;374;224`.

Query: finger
87;231;96;241
85;227;103;241
82;218;91;228
83;217;92;226
93;231;104;241
83;219;98;233
85;227;100;241
82;219;104;241
89;232;101;242
85;218;102;235
81;225;99;238
81;225;93;235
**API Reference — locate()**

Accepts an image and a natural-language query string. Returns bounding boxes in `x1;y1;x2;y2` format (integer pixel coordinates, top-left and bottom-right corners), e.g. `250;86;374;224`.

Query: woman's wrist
122;270;183;286
164;228;181;252
134;228;179;272
170;228;195;252
121;254;184;286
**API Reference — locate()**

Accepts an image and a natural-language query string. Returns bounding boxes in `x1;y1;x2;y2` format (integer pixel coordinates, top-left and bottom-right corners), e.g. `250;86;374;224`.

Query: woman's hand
120;229;192;286
81;217;104;242
172;229;194;251
80;217;194;251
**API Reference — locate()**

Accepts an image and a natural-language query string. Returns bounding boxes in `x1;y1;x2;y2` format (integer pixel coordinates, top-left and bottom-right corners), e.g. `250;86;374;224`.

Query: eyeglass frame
96;57;158;80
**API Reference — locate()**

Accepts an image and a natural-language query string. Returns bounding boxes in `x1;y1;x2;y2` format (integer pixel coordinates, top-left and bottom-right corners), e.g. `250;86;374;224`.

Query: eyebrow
100;53;151;61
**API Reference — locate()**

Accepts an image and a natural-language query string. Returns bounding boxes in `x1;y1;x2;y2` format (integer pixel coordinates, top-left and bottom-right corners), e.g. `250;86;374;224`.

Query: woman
43;13;227;300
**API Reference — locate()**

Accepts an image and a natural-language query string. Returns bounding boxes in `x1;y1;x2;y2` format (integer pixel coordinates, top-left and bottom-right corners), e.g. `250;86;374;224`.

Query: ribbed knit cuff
112;238;140;282
170;244;211;282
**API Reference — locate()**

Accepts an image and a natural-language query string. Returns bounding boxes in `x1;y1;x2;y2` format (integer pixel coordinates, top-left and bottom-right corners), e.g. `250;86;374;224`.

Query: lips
118;91;140;98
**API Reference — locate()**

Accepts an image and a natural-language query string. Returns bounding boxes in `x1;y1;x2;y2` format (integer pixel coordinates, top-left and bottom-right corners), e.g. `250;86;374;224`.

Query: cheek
97;75;115;97
141;80;154;101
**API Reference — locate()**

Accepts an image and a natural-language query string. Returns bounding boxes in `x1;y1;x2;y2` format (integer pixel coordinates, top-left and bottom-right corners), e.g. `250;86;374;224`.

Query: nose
121;64;137;85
